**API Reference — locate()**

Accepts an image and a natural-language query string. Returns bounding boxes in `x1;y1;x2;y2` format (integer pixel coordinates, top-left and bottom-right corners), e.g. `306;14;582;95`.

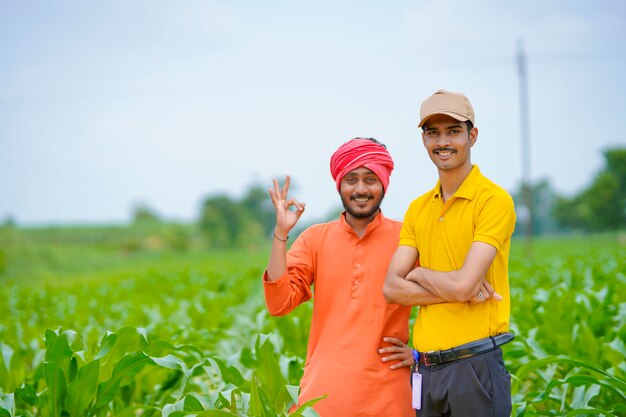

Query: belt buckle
424;351;437;366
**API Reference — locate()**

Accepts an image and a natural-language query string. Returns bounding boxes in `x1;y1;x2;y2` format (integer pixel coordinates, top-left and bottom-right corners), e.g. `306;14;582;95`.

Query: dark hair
353;137;387;149
421;120;474;132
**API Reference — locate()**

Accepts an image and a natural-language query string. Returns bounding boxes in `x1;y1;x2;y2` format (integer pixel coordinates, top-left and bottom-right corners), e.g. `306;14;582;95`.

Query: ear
469;127;478;147
421;130;427;147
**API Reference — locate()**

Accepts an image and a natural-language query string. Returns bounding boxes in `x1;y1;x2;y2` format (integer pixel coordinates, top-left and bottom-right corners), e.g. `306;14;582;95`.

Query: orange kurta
263;212;413;417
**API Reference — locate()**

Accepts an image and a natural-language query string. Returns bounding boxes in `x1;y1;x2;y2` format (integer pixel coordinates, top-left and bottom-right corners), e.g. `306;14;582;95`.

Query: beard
341;193;384;219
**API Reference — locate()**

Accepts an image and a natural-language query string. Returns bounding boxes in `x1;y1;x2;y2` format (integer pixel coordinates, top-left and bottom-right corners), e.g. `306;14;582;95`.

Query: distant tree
512;179;559;236
241;184;275;237
132;204;160;224
199;194;263;247
1;216;16;228
553;148;626;232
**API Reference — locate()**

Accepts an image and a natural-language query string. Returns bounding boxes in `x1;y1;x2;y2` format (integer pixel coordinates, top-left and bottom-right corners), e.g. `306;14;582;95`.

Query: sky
2;0;626;226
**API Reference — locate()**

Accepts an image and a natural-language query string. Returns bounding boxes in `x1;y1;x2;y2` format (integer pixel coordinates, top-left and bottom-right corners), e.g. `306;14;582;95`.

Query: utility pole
517;39;533;256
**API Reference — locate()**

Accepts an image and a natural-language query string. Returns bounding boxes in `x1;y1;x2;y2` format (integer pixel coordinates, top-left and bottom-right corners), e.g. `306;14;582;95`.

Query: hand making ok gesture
268;176;306;240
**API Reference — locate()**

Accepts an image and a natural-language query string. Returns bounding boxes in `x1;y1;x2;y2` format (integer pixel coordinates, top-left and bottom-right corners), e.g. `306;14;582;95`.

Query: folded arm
383;246;445;306
407;241;498;303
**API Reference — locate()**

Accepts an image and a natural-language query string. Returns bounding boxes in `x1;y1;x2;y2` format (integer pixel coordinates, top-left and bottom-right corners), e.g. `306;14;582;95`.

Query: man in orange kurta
263;138;414;417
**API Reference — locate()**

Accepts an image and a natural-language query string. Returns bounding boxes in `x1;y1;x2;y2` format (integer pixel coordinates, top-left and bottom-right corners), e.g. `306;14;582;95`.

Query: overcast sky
2;0;625;226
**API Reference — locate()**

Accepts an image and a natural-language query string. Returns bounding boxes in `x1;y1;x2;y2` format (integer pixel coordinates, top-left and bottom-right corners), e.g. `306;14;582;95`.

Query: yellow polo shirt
399;165;516;351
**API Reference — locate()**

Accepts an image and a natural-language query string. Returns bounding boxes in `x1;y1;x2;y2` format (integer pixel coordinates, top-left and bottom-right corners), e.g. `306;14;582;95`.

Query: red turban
329;138;394;192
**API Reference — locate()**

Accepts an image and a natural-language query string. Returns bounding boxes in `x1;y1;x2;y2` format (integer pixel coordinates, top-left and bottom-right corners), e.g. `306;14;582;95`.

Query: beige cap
418;89;475;128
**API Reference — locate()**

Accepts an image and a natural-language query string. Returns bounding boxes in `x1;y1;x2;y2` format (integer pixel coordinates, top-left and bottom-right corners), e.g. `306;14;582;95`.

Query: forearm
266;231;289;282
263;265;313;316
383;273;445;306
409;267;482;303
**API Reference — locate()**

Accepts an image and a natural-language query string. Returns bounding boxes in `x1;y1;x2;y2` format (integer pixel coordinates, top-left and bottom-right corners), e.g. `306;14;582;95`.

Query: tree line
512;148;626;235
128;147;626;248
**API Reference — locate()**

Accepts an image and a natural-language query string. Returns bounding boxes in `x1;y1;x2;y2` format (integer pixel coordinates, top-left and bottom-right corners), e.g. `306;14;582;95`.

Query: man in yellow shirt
384;90;516;416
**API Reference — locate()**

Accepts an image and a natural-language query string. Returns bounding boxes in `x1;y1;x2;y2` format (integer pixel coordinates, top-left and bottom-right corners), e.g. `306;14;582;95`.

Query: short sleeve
473;191;516;251
398;201;418;248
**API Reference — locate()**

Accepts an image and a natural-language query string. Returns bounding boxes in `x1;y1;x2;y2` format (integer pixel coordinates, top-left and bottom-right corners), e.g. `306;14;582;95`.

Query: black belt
418;332;515;366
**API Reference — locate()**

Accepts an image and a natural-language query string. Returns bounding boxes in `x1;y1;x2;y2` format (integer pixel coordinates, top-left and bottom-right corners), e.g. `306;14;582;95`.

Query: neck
345;210;379;238
438;162;473;202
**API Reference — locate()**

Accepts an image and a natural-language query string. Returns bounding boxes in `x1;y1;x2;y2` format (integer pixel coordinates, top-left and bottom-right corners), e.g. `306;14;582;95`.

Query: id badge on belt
412;350;422;410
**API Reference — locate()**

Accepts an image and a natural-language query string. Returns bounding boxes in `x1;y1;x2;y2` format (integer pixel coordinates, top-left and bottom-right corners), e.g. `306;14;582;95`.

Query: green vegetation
0;225;624;416
513;147;626;235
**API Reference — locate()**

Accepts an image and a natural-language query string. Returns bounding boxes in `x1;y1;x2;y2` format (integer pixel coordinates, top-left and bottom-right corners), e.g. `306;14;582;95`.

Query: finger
378;346;406;354
382;337;406;346
272;178;281;198
482;281;495;298
493;291;503;301
287;198;301;210
380;353;407;362
281;175;291;200
268;187;279;207
293;200;306;212
389;359;414;370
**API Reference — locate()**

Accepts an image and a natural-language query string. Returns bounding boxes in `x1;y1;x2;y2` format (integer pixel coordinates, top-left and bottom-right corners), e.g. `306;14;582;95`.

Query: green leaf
95;333;117;360
253;334;285;403
196;410;242;417
65;359;100;417
149;354;189;375
564;407;618;417
94;378;120;409
162;399;184;417
44;329;59;352
0;393;14;417
184;393;205;412
41;362;67;417
289;395;326;417
516;355;626;394
95;352;154;408
206;357;244;386
248;373;263;417
67;357;78;382
62;330;85;353
14;383;38;407
275;385;299;412
1;345;13;373
100;327;149;376
45;333;72;364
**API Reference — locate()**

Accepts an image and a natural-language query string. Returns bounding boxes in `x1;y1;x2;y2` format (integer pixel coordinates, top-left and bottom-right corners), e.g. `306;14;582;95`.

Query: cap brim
418;112;469;128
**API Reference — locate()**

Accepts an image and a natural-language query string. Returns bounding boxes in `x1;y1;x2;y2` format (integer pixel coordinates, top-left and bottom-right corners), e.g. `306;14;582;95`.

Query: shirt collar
339;210;384;236
432;165;482;201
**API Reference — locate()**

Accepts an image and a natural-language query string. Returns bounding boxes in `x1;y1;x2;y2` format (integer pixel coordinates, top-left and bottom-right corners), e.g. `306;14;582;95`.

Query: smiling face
422;113;478;173
339;167;384;221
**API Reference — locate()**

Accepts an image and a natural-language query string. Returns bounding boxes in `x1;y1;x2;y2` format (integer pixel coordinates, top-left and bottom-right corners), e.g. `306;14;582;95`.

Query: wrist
273;229;289;242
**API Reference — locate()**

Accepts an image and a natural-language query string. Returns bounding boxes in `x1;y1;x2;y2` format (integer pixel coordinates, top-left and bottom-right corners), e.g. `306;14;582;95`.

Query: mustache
350;194;373;199
434;147;455;152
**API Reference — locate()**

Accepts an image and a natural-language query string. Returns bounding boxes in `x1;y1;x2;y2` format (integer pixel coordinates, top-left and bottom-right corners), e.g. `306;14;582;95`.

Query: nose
435;134;451;146
355;179;368;193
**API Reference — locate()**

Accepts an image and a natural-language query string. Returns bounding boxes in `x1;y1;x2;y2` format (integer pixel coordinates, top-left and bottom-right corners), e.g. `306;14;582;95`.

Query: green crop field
0;225;624;416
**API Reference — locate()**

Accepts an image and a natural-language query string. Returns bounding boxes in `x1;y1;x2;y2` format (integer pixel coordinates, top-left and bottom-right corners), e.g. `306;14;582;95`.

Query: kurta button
439;216;444;222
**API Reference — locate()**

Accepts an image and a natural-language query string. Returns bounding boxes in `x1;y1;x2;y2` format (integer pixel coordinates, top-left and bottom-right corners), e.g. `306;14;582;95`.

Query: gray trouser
412;347;511;417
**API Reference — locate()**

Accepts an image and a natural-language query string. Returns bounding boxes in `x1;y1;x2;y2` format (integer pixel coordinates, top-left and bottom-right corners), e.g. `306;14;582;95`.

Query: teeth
353;197;370;202
437;151;453;156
